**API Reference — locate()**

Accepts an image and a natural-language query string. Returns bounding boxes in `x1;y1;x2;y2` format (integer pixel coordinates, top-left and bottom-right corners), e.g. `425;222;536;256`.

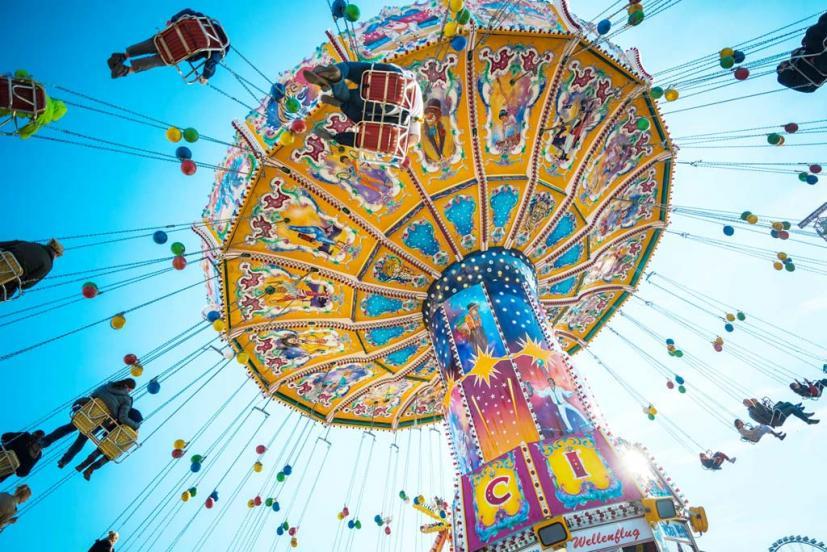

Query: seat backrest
98;425;139;461
155;16;227;65
72;398;112;435
0;449;20;477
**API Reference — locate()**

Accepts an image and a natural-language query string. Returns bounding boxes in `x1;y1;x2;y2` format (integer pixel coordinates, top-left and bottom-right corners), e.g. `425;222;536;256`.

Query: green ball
189;487;197;497
399;490;407;499
183;128;199;143
781;221;791;230
647;413;656;420
736;311;746;321
354;520;362;529
456;7;471;24
675;350;683;358
767;133;781;145
284;97;301;114
799;172;809;182
720;56;734;69
277;472;285;482
650;86;664;99
678;385;686;393
344;3;360;22
282;521;289;530
171;242;186;255
668;350;675;356
785;262;795;272
191;454;203;463
266;498;274;507
740;211;751;220
636;117;650;131
628;11;644;25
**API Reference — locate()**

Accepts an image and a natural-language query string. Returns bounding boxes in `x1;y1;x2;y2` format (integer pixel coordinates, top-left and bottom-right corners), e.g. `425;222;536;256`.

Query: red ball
288;527;296;536
82;283;99;299
384;526;391;535
172;448;184;459
733;67;749;80
124;354;138;365
290;120;307;133
180;160;197;175
811;164;823;174
172;256;187;270
784;122;799;133
779;230;790;240
254;496;262;506
205;498;214;509
666;381;675;389
255;445;267;454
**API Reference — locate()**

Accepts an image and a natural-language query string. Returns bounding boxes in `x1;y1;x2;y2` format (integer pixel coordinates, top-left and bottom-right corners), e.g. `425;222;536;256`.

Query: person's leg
83;456;109;480
75;449;102;471
40;423;77;447
129;55;167;74
126;37;158;58
58;434;89;467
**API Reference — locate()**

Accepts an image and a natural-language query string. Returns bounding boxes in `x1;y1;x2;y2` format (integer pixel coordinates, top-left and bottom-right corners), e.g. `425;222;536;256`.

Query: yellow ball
212;319;226;332
648;406;657;415
776;136;785;146
181;491;190;502
174;439;187;449
773;261;783;271
627;3;643;13
278;131;295;146
237;352;250;365
444;21;458;37
667;344;676;352
130;364;144;377
771;221;783;231
110;314;126;330
247;499;255;508
291;538;298;548
448;0;464;12
714;336;724;345
777;252;788;261
719;47;734;58
746;214;758;224
166;127;182;142
664;88;679;102
253;461;264;473
725;313;735;322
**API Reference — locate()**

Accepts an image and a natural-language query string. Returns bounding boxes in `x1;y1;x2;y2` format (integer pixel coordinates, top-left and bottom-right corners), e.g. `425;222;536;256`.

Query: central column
424;248;643;551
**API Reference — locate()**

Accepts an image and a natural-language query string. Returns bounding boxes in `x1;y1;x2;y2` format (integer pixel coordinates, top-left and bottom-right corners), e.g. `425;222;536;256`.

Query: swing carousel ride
2;0;827;551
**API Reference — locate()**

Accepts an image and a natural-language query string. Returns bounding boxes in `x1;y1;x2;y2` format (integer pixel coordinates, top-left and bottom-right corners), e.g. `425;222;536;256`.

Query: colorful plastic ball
811;164;822;174
290;120;307;134
253;462;263;473
767;133;782;145
272;501;280;512
636;118;650;131
283;465;292;476
444;21;458;37
124;353;138;365
675;375;685;385
191;454;204;464
175;146;192;160
278;131;295;146
666;381;675;389
337;512;344;520
713;343;723;352
212;319;226;332
648;406;658;415
736;311;746;321
206;310;220;322
398;491;407;499
180;160;197;175
290;538;298;548
664;88;679;101
720;56;734;69
172;448;184;459
250;499;257;509
82;282;99;299
183;128;199;143
740;211;751;220
210;490;219;501
782;221;791;230
777;252;788;261
254;496;262;506
347;520;355;529
777;136;785;146
189;487;197;497
628;11;644;25
374;514;383;524
773;261;784;271
110;314;126;330
277;472;285;482
153;230;168;244
168;241;185;255
236;352;250;365
172;255;187;270
650;86;664;99
456;7;471;24
181;491;190;502
746;214;758;224
785;262;796;272
647;413;656;420
784;122;799;133
719;47;734;58
174;439;187;449
354;520;362;529
289;527;296;536
675;350;683;358
344;3;360;21
190;462;202;473
734;67;749;80
722;225;734;236
385;526;391;535
733;50;746;63
148;378;161;394
342;506;350;516
725;312;735;322
771;221;783;231
450;35;467;51
807;175;818;185
779;230;790;240
166;127;182;142
130;363;144;377
724;323;734;333
597;19;611;35
205;498;214;509
801;172;813;182
666;338;675;345
256;444;267;454
678;385;687;393
448;0;464;12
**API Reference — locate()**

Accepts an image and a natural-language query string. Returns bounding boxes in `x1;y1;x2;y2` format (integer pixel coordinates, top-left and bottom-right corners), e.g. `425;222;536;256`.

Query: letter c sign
485;475;512;506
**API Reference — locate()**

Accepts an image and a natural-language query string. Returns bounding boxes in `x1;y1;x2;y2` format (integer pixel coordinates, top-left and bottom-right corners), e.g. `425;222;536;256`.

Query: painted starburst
466;348;501;387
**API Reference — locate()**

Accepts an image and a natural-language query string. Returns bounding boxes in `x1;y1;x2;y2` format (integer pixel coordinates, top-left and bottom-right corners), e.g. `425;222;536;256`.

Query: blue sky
1;1;826;551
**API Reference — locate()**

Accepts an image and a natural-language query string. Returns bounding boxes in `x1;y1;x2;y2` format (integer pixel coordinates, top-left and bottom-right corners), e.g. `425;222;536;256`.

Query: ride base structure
196;1;709;550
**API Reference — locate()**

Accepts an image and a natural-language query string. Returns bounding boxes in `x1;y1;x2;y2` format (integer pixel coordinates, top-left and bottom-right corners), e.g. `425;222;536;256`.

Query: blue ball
330;0;346;18
724;323;734;332
675;375;685;385
807;174;818;185
722;225;734;236
283;465;292;475
153;230;168;244
276;526;284;536
450;36;467;51
206;310;221;322
347;520;355;529
665;338;675;345
175;146;192;160
147;379;161;395
374;514;382;524
272;501;280;512
770;229;779;238
210;490;219;501
733;50;746;63
191;462;202;473
597;19;611;35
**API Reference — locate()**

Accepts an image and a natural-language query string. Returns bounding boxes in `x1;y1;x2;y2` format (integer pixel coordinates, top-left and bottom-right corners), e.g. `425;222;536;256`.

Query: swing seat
0;77;47;118
360;70;418;109
777;48;827;93
0;448;20;478
71;398;112;435
98;425;139;461
154;16;228;83
0;251;24;301
355;121;409;165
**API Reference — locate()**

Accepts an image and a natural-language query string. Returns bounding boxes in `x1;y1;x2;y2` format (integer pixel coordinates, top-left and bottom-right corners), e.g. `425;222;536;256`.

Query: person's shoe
111;63;130;79
319;95;343;108
302;69;331;91
730;457;736;463
312;127;335;141
107;53;126;69
779;433;787;440
807;418;820;425
83;468;93;481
